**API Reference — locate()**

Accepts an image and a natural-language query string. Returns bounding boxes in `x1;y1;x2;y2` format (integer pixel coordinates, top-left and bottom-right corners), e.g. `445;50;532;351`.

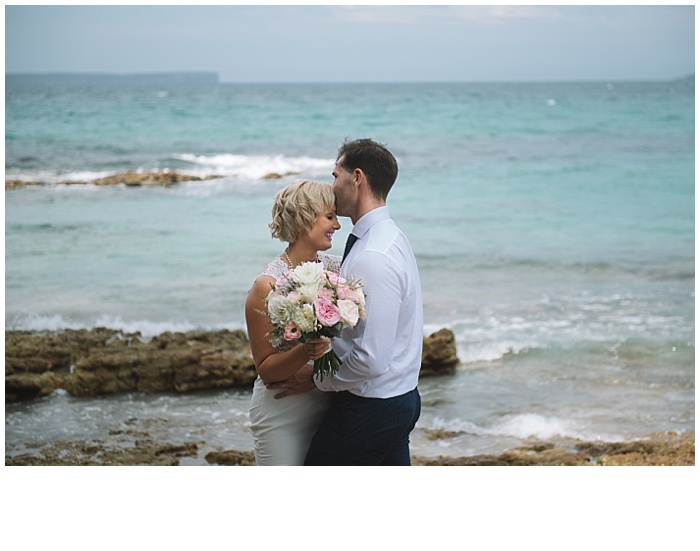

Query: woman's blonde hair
269;180;336;243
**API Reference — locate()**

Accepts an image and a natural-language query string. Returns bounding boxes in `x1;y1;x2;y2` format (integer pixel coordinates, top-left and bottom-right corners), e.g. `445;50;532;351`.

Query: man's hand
266;363;315;399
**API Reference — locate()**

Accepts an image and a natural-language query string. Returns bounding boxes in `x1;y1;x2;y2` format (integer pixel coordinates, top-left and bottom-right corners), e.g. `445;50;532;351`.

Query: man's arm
314;250;404;392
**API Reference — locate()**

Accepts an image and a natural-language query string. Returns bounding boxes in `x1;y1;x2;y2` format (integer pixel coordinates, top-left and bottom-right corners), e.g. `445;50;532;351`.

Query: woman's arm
244;276;314;385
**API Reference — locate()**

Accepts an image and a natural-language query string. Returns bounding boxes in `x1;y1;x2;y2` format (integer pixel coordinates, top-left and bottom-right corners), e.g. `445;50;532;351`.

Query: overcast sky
4;4;695;82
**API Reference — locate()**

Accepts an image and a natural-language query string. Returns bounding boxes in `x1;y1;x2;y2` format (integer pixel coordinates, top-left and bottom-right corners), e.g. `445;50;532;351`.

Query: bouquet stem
313;349;342;382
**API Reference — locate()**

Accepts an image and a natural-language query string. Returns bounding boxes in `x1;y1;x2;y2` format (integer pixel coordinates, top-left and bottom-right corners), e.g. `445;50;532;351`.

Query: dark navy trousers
304;387;421;466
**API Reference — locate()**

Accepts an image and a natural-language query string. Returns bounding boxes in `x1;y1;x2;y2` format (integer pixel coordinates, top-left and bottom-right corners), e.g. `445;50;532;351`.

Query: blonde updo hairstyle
269;180;336;243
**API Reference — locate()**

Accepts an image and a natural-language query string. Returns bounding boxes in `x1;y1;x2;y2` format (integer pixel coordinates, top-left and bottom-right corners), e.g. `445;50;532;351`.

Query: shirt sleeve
314;249;404;392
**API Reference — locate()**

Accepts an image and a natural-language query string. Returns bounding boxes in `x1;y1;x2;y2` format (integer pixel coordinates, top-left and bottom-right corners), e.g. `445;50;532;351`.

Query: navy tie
341;234;358;265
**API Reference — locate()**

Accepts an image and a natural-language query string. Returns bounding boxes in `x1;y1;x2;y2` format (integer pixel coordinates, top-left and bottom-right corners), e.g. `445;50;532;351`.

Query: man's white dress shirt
314;206;423;399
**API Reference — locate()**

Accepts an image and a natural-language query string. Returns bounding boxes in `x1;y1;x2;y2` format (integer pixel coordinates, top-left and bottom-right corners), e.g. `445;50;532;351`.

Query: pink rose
336;283;358;302
283;322;302;341
314;298;341;327
317;287;334;301
325;271;342;286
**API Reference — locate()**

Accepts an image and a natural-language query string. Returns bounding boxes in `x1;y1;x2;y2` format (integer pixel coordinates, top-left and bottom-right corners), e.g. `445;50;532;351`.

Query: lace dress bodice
256;252;341;281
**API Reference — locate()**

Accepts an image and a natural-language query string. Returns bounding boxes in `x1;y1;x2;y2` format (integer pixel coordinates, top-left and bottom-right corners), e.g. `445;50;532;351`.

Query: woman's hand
303;337;332;361
266;338;332;398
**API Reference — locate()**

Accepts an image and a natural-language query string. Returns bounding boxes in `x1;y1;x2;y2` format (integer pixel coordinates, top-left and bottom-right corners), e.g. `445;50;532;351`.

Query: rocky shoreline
6;431;693;466
6;328;693;466
5;170;301;189
5;327;459;402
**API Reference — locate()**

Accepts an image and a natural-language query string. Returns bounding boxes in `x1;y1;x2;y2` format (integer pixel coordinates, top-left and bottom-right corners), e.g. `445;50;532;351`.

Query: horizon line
5;71;694;85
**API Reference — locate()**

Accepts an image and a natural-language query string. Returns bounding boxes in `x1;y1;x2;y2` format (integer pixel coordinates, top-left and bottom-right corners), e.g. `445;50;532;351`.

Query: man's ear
353;168;365;187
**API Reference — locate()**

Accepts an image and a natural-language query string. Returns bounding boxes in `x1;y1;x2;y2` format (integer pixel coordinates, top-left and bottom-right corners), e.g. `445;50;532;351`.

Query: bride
245;180;341;465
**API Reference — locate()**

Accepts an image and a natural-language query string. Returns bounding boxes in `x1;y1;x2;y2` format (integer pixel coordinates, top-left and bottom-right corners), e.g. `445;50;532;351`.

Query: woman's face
306;208;341;251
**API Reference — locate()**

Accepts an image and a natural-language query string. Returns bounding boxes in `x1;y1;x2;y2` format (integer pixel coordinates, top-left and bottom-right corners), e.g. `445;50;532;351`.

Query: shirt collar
351;206;390;239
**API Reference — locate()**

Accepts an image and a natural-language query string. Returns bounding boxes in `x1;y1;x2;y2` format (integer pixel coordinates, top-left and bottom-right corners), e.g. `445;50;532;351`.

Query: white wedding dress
248;253;340;466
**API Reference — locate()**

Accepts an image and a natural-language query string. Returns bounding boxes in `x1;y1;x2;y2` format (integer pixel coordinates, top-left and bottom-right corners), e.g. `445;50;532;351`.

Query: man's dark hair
337;138;398;201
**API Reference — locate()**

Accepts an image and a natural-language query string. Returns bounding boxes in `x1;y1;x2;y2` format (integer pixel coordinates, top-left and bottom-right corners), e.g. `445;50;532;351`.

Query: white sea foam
5;169;114;184
7;313;73;333
423;413;623;443
174;153;333;180
486;413;626;442
489;414;575;440
6;154;333;184
426;285;693;366
426;318;539;364
5;313;244;340
458;341;533;364
422;416;487;435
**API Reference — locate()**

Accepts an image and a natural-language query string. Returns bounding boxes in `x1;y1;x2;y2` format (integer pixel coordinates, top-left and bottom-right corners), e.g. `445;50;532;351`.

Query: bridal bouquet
264;261;365;381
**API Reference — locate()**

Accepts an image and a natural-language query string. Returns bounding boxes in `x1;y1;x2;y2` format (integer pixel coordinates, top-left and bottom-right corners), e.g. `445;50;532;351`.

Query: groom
305;138;423;465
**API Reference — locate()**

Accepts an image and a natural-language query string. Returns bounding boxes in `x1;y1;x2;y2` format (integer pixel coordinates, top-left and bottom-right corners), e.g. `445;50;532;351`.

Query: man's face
332;156;355;218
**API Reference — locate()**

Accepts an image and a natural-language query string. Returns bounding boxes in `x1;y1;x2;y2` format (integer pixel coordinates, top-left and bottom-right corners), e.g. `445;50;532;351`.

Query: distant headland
6;71;219;84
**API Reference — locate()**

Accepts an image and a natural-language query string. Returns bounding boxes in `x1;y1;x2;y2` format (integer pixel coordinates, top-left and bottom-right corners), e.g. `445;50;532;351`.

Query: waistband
340;386;419;402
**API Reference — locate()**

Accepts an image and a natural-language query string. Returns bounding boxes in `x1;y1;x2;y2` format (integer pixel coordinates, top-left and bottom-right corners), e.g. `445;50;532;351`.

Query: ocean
4;78;695;462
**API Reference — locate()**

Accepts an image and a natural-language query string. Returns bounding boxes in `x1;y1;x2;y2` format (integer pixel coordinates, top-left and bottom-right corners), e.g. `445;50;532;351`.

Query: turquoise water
5;80;694;458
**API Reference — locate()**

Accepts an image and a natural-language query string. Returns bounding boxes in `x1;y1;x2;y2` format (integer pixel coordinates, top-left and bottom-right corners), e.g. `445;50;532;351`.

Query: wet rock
5;180;43;189
261;171;301;179
411;431;695;467
205;450;256;466
423;428;465;440
7;432;692;466
577;432;695;466
5;328;257;401
412;442;589;466
62;329;257;397
420;328;460;376
5;439;199;466
5;327;459;401
91;171;209;187
438;450;587;466
5;171;223;190
5;329;116;373
5;328;129;400
5;372;66;402
5;431;693;467
67;348;142;396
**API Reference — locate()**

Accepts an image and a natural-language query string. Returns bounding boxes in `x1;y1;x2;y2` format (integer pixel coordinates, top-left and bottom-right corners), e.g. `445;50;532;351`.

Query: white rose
338;299;360;327
298;283;321;303
290;261;324;286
